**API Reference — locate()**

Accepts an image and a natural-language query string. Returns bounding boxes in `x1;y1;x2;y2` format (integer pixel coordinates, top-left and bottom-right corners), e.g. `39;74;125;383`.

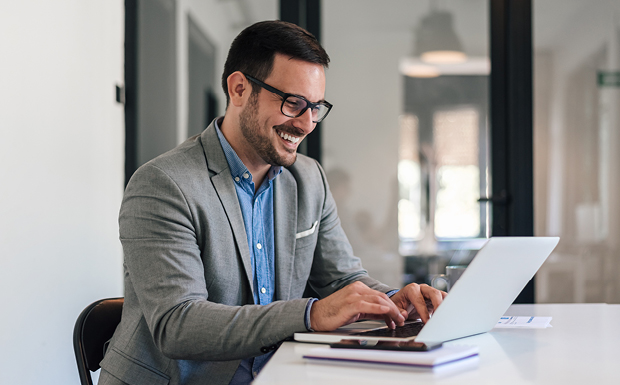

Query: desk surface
254;304;619;384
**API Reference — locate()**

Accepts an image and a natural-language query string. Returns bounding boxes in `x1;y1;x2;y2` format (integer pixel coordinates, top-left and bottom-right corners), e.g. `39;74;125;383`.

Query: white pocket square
295;221;318;239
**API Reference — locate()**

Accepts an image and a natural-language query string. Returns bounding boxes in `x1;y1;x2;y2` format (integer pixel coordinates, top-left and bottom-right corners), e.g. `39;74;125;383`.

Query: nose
292;107;316;134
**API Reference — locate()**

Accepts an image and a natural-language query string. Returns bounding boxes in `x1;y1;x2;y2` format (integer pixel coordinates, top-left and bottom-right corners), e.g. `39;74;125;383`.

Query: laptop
294;236;559;345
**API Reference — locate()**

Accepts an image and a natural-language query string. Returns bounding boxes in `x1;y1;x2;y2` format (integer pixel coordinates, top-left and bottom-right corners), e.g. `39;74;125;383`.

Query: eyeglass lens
282;95;329;122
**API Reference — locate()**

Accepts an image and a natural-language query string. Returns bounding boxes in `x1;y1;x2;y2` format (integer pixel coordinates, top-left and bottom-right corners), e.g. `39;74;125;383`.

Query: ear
227;71;250;107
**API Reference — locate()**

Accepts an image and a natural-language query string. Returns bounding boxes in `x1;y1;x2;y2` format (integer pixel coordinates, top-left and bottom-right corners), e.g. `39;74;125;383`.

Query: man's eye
285;99;304;109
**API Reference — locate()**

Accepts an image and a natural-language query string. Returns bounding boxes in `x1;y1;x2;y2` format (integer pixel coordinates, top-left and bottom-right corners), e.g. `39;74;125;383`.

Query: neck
219;116;271;191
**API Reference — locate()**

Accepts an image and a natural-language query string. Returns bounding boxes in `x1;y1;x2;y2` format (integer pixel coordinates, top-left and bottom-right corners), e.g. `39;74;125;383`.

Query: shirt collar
214;117;283;183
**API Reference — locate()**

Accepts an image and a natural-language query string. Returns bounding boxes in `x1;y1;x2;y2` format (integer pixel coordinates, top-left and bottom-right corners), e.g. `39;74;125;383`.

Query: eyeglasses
244;74;333;123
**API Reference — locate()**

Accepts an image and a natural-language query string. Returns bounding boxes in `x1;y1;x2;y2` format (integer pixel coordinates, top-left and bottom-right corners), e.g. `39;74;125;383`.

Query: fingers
384;315;396;330
420;284;445;317
407;284;431;323
310;281;405;332
351;282;405;327
354;293;405;327
397;283;446;324
400;309;409;319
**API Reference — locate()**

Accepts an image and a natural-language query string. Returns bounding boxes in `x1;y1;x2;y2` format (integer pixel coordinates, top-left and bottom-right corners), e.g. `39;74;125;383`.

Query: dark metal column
490;0;535;302
280;0;323;163
124;0;139;186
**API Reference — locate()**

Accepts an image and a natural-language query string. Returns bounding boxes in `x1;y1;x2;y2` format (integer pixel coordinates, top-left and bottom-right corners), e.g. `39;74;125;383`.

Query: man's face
239;53;326;167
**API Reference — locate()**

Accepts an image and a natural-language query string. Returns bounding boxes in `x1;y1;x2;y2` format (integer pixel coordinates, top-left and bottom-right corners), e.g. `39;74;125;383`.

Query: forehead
264;53;326;102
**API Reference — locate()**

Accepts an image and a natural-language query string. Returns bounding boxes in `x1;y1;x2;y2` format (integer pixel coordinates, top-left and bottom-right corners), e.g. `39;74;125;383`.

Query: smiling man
98;21;444;385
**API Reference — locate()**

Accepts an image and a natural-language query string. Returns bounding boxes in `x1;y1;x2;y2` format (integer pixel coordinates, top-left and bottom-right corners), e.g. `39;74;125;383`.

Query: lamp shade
415;10;466;63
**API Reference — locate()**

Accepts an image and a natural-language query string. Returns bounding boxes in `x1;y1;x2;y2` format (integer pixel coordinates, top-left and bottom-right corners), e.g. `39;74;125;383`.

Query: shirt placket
252;191;271;305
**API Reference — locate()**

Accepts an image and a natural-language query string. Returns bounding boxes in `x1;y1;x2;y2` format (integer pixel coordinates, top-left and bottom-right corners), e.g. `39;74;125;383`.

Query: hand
309;281;406;332
389;283;447;323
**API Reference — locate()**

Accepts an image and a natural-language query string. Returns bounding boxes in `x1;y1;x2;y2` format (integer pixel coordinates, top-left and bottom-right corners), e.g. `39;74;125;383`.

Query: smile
278;130;300;144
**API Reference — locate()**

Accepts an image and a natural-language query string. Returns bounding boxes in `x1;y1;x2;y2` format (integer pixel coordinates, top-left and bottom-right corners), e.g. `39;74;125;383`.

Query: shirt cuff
304;298;318;331
386;289;399;297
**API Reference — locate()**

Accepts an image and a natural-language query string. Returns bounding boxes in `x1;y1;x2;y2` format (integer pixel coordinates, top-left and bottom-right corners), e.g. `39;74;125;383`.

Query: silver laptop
294;236;559;345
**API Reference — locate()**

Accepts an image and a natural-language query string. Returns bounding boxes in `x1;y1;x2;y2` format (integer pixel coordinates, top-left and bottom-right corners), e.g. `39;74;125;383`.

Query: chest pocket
294;221;318;249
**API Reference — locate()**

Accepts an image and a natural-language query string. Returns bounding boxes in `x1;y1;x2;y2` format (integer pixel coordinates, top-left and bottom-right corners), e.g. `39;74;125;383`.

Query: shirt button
243;173;249;179
256;243;262;249
261;287;266;294
234;177;240;182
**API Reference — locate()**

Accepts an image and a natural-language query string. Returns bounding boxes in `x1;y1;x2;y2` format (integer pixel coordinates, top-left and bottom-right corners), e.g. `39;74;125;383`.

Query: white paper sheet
494;316;552;328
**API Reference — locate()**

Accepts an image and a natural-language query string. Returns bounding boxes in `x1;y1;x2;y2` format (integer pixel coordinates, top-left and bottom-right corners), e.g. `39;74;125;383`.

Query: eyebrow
247;74;328;104
290;92;327;104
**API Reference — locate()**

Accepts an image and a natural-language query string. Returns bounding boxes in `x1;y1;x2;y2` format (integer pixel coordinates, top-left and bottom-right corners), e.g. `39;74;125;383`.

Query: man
99;20;444;385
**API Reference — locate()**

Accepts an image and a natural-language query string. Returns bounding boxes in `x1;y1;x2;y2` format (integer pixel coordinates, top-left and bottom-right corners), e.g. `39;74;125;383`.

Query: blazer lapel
273;171;297;301
201;123;254;299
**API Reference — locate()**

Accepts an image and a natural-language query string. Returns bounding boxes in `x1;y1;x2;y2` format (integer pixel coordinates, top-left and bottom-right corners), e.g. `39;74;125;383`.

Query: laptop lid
294;236;559;344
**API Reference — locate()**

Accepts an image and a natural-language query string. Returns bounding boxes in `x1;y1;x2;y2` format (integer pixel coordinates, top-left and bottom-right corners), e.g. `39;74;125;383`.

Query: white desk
254;304;619;384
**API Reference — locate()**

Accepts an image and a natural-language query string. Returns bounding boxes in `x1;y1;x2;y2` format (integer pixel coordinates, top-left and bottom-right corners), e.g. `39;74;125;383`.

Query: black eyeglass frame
244;74;333;123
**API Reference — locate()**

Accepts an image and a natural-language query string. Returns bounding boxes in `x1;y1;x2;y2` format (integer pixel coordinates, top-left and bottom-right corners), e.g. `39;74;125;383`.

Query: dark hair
221;20;330;105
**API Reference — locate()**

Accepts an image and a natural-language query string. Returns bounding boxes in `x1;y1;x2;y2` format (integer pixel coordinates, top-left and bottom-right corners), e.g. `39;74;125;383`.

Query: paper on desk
494;316;552;328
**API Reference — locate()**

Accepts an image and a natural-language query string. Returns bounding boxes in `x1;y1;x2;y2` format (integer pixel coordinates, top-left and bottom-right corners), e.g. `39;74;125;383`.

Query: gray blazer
99;121;393;385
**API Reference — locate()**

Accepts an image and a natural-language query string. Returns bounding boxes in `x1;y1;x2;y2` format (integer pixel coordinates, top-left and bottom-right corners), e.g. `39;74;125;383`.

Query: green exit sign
598;71;620;87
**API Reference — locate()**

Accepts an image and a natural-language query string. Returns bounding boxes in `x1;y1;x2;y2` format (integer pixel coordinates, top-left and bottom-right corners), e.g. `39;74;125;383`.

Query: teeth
279;131;300;144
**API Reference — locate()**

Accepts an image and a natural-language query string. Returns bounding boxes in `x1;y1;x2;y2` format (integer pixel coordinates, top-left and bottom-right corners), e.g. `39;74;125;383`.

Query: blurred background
1;0;619;383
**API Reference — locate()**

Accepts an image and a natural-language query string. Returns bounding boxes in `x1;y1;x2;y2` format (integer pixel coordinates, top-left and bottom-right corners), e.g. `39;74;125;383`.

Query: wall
0;1;277;384
0;1;125;384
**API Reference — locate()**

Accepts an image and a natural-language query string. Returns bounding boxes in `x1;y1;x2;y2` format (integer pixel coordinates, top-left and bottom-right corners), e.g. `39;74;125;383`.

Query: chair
73;298;124;385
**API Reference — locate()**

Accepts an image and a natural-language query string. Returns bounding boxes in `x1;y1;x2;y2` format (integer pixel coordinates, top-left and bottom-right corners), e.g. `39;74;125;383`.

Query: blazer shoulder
147;137;206;173
286;154;326;185
128;133;216;190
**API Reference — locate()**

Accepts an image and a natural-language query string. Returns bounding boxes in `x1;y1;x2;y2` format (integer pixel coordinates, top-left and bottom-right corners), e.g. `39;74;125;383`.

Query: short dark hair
221;20;330;105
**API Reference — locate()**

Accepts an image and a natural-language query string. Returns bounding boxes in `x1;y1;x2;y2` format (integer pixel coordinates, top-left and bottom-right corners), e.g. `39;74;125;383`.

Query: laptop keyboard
353;321;424;338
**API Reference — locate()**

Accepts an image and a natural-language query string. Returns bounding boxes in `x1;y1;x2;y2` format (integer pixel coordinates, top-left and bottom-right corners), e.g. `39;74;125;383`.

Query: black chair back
73;298;124;385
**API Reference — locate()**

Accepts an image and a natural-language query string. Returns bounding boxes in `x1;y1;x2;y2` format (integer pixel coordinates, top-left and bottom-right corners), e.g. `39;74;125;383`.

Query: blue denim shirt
215;121;282;384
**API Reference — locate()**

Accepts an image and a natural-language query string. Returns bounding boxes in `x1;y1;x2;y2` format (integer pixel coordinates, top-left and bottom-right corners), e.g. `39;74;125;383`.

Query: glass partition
322;0;489;287
534;0;620;303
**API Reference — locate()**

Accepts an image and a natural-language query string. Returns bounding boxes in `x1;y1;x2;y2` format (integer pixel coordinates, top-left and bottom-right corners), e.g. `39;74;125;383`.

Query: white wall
0;1;125;384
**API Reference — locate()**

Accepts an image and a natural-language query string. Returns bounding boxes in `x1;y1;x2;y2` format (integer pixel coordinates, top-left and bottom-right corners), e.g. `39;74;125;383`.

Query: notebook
294;236;559;345
303;344;479;370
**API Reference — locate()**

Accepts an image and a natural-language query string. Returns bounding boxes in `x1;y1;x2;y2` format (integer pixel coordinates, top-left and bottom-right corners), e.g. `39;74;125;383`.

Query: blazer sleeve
301;160;395;298
120;163;310;361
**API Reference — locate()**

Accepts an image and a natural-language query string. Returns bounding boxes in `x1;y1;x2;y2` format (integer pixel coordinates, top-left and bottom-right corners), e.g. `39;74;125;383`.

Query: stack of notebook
303;345;479;372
